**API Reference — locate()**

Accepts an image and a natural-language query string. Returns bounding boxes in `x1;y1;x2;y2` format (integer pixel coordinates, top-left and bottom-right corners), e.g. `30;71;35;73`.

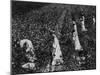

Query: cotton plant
44;61;51;72
20;39;36;69
22;62;36;69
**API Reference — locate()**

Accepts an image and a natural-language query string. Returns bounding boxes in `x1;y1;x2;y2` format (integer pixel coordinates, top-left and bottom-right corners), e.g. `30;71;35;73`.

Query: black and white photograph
11;0;96;75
